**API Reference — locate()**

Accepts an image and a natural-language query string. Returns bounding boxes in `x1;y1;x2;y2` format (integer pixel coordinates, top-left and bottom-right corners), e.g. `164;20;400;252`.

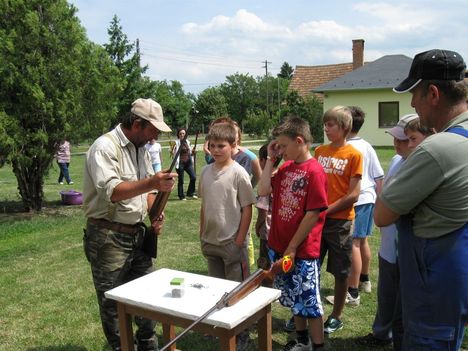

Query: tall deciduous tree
282;91;323;143
194;87;228;132
220;73;258;126
152;80;193;130
0;0;119;211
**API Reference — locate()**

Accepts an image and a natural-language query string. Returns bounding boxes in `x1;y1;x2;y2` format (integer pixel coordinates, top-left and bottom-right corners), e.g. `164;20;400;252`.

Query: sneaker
281;339;312;351
325;292;360;306
59;182;64;185
68;181;74;185
323;316;343;334
346;291;360;306
180;198;187;201
359;280;372;293
187;195;198;199
284;316;296;332
357;333;392;346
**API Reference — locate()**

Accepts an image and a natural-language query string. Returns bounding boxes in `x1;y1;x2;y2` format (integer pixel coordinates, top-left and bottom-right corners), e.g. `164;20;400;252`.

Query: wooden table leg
117;302;134;351
219;332;236;351
162;323;177;351
258;305;272;351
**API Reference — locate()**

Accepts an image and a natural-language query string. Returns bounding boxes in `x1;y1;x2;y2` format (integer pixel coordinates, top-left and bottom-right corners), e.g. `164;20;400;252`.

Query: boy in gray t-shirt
198;122;256;283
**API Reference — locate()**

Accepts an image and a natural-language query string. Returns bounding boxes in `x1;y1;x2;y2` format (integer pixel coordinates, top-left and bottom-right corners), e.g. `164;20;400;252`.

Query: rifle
142;109;198;258
159;256;293;351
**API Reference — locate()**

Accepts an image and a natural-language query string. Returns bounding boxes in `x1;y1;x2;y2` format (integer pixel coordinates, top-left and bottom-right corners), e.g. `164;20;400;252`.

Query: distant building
289;39;365;99
289;39;417;146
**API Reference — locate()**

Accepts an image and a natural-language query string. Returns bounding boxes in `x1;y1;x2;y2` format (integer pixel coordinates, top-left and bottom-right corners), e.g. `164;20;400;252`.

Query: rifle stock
159;256;292;351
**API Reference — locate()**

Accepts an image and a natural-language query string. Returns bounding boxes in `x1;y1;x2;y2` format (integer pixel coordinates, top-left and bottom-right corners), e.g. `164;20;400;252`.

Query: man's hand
151;212;165;235
151;171;177;192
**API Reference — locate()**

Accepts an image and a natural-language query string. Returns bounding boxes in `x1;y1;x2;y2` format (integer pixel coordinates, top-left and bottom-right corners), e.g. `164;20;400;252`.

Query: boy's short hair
404;118;435;136
349;106;365;133
206;122;237;144
210;116;243;144
258;143;268;160
323;106;353;136
272;115;312;143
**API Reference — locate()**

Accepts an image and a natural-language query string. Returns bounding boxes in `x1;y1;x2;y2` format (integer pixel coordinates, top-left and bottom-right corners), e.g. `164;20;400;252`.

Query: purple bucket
60;190;83;205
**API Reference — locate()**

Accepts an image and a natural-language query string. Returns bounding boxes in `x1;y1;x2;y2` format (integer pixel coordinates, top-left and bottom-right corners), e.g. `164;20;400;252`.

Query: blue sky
69;0;468;94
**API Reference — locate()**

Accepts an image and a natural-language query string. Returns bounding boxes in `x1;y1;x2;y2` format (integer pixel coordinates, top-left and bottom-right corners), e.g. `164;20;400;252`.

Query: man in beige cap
83;98;176;351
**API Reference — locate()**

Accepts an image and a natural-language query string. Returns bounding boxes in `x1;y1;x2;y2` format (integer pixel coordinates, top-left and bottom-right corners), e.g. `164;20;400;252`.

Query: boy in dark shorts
314;106;363;334
258;116;328;351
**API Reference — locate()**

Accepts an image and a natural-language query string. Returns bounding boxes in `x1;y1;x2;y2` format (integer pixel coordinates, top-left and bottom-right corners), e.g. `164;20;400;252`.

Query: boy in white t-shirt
345;106;384;305
145;138;163;173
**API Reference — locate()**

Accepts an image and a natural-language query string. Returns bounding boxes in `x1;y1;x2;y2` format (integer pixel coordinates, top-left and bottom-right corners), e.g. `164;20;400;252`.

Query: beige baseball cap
131;98;172;132
385;113;419;140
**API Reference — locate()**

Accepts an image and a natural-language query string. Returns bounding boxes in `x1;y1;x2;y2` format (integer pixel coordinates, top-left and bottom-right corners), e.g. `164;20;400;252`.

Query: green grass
0;144;466;350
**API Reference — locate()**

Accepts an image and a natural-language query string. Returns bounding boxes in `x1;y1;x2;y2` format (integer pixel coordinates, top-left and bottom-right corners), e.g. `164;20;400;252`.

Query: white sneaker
59;182;64;185
359;280;372;293
346;291;360;306
68;181;74;185
325;292;360;306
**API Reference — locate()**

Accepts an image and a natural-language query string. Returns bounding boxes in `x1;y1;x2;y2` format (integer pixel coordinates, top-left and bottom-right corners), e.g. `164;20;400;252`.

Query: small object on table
170;277;185;298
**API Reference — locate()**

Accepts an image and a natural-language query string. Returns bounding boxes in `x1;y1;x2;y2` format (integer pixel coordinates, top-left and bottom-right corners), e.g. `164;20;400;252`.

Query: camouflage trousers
83;222;157;351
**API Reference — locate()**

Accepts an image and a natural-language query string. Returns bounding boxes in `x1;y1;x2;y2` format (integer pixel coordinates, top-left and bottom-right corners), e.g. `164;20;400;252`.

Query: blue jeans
57;162;71;184
397;216;468;350
176;159;196;199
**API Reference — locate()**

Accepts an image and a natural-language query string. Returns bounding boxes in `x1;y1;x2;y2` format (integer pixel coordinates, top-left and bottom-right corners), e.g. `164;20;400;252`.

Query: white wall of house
321;89;414;146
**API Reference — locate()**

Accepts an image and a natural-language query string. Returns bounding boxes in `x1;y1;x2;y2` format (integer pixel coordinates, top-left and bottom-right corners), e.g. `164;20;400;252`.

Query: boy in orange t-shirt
314;106;363;334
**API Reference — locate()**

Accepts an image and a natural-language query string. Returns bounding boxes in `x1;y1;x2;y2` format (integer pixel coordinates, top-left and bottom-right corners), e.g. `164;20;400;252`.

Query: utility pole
136;38;140;68
277;77;281;121
262;60;272;116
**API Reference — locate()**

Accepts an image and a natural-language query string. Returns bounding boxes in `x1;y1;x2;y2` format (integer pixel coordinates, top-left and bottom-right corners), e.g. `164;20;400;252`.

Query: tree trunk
12;156;49;212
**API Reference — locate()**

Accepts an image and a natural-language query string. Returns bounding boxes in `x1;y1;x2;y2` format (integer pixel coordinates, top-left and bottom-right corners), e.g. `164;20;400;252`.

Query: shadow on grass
325;335;393;351
0;199;65;214
0;200;81;224
27;345;88;351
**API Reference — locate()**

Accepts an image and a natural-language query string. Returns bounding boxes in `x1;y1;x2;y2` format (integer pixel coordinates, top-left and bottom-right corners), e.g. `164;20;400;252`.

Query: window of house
379;102;399;128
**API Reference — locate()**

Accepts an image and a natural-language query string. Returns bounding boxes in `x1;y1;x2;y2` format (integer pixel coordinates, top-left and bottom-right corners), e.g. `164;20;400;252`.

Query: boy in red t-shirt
258;116;328;351
314;106;363;334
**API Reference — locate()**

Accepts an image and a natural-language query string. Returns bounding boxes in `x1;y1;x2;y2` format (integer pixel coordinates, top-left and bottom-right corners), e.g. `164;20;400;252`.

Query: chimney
352;39;365;70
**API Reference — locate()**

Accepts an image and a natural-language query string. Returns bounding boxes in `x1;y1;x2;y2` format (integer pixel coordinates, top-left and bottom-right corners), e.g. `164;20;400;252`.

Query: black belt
87;218;142;235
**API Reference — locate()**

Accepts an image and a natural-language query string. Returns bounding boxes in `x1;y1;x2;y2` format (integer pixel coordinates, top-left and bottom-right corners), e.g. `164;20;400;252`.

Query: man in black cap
375;49;468;350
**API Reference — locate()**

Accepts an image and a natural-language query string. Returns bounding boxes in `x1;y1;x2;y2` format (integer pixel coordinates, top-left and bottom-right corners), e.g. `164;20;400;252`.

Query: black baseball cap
394;49;467;93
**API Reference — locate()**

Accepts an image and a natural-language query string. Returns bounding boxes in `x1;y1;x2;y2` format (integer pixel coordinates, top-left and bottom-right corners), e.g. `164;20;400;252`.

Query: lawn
0;142;465;351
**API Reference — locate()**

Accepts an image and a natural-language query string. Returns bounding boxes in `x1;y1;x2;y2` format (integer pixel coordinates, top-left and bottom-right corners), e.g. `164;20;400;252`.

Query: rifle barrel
159;292;228;351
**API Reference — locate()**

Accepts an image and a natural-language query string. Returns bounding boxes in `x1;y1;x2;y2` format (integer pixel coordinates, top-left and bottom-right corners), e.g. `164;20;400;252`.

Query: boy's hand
267;140;281;161
234;232;245;247
283;245;297;263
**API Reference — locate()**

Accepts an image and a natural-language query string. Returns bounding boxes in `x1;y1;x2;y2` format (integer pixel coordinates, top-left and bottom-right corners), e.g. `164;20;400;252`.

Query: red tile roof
289;63;354;98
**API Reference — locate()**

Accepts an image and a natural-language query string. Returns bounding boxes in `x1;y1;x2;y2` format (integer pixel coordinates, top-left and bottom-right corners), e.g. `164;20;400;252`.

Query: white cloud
182;9;292;39
137;1;468;93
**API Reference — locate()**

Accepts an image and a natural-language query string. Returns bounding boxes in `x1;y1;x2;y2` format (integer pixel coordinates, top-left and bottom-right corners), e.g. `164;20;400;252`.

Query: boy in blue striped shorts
258;116;328;351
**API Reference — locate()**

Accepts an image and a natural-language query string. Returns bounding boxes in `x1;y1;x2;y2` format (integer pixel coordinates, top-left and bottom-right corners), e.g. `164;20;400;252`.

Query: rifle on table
142;109;198;258
159;256;293;351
